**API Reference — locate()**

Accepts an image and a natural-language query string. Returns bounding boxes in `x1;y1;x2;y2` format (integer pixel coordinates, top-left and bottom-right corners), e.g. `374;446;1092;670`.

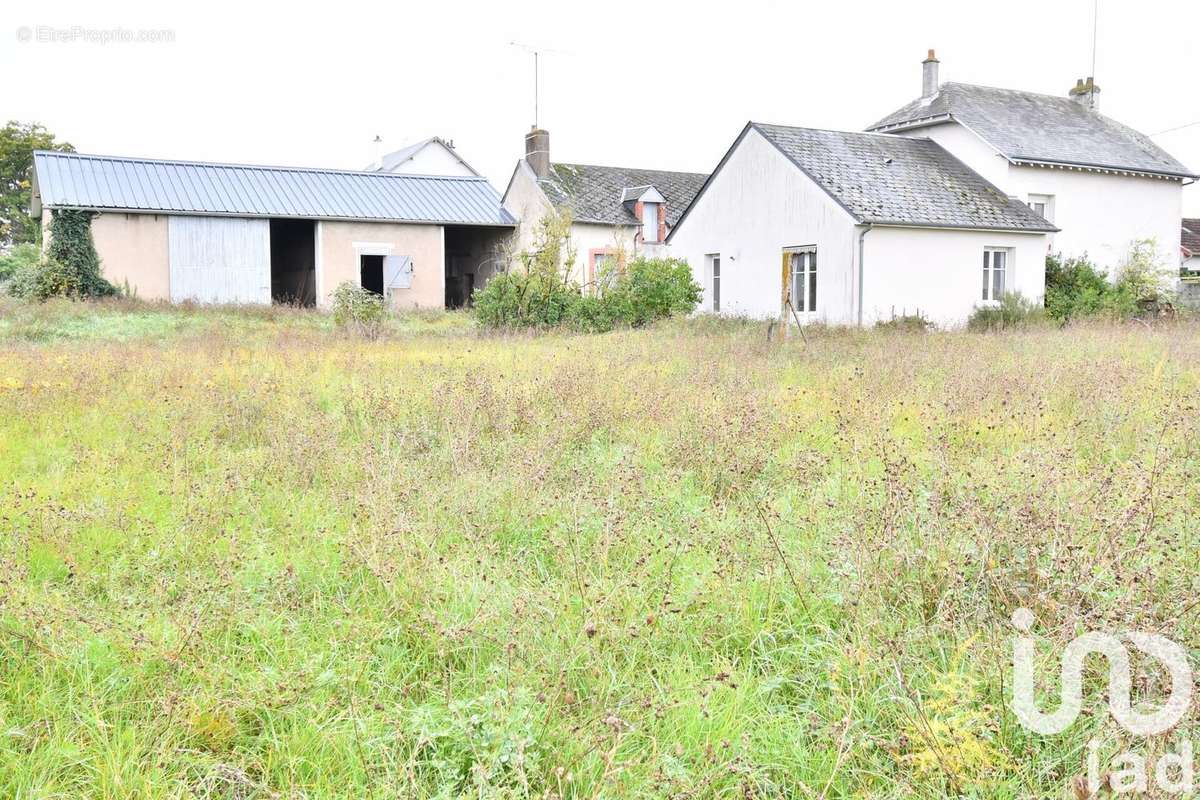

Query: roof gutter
857;224;873;327
1010;157;1198;181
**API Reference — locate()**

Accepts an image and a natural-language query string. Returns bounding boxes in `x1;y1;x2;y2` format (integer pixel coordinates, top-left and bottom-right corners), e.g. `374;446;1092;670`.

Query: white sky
3;0;1198;215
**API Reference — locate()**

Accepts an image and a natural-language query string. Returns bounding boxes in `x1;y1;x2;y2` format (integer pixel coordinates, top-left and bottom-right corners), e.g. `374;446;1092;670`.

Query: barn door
168;216;271;304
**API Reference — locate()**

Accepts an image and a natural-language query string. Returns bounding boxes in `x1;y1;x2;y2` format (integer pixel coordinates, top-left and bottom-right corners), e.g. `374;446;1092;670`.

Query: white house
868;52;1197;273
667;123;1055;327
366;137;481;178
502;128;706;288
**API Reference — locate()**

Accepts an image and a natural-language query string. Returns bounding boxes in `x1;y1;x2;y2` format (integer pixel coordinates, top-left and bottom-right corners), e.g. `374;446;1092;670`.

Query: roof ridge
33;150;489;182
551;161;708;178
939;81;1081;102
752;121;937;142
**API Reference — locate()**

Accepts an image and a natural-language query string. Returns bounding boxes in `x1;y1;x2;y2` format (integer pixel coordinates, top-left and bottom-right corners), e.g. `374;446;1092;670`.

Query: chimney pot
524;127;550;179
1068;77;1100;110
921;50;940;100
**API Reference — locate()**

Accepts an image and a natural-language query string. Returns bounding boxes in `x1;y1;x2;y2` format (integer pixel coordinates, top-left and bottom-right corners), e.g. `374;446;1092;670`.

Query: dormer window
643;202;660;243
621;185;666;246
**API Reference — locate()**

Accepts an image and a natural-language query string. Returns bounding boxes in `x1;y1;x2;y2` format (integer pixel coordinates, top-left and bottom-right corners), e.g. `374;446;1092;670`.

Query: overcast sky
3;0;1198;215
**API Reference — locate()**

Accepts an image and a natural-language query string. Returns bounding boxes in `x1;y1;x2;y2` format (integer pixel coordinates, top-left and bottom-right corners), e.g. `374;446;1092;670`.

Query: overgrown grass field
2;301;1199;798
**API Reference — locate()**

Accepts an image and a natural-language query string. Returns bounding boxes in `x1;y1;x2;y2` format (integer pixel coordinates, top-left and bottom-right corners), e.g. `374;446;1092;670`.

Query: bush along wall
36;209;116;299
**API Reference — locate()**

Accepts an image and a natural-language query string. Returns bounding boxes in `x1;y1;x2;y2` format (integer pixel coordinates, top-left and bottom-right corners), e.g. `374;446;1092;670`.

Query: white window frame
1027;194;1055;224
785;246;817;318
643;202;660;243
706;253;721;313
982;247;1011;304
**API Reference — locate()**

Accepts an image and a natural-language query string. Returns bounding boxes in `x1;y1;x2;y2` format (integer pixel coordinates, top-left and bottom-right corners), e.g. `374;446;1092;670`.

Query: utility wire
1149;120;1200;137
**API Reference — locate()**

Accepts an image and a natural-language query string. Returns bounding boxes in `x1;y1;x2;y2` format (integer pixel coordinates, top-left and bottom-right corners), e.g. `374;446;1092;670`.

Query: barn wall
317;220;445;309
90;212;170;300
168;216;271;304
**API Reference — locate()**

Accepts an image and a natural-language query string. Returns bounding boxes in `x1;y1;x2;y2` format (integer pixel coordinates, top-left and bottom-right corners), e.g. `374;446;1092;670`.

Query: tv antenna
1089;0;1099;108
509;41;568;128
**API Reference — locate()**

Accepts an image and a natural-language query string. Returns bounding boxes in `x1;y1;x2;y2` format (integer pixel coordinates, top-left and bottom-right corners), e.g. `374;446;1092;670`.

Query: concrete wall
669;127;859;322
904;120;1186;274
90;211;170;300
316;220;444;310
863;226;1048;327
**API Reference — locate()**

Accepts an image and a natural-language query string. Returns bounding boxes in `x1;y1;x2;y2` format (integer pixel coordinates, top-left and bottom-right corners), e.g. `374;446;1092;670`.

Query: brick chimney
921;50;940;100
524;127;550;179
1069;76;1100;111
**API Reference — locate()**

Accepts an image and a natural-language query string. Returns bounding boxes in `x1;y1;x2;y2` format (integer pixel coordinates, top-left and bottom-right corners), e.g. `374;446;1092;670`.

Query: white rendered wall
383;143;477;177
862;226;1048;327
1004;164;1183;274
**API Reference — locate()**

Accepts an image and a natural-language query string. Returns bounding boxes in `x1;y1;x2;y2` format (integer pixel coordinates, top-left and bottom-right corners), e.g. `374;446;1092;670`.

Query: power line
1149;120;1200;137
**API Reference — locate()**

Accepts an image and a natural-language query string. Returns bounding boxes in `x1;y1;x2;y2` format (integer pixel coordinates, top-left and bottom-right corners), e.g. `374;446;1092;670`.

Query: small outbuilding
32;151;516;308
668;123;1058;327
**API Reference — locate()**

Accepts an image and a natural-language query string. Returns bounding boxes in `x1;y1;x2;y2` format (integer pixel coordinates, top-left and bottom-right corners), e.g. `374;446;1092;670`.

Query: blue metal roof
32;151;516;227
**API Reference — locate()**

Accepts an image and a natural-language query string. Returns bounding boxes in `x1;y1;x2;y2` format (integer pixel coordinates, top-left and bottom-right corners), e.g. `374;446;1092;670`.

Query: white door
168;216;271;304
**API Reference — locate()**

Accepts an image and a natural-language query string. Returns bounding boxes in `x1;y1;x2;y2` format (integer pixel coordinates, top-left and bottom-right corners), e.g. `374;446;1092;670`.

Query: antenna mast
1090;0;1098;108
510;42;567;128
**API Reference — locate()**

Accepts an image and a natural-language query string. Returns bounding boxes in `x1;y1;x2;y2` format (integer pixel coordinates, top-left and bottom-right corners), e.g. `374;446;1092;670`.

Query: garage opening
443;225;513;309
269;220;316;306
360;255;384;294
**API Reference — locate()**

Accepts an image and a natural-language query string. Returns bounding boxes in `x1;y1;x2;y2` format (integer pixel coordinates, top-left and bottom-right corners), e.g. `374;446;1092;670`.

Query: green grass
2;301;1199;797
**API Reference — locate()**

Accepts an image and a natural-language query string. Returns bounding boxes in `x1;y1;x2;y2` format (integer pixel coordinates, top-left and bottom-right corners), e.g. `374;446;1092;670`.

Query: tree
0;121;74;248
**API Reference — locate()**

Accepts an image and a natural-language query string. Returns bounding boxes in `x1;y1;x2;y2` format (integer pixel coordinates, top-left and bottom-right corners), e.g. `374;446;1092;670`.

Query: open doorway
269;219;316;306
360;255;384;294
444;225;512;309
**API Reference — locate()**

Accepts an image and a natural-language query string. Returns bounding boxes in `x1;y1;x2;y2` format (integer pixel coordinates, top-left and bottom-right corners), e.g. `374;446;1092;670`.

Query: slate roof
33;150;515;226
538;163;708;226
1183;219;1200;257
745;123;1057;232
868;82;1197;179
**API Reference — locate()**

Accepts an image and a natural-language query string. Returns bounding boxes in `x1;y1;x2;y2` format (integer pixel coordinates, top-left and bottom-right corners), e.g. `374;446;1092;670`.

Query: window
593;251;617;291
788;249;817;314
707;254;720;312
982;248;1009;302
643;203;660;243
1027;194;1054;224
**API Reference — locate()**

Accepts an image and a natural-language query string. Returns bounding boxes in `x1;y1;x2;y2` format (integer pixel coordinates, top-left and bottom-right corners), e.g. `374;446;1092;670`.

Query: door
169;216;271;304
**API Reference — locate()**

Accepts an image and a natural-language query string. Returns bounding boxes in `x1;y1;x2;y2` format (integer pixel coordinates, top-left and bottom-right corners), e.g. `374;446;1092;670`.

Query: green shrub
968;292;1046;332
0;243;39;281
39;210;116;299
331;281;385;338
1112;238;1174;316
875;312;933;333
1043;241;1170;322
1044;252;1114;321
599;256;702;328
